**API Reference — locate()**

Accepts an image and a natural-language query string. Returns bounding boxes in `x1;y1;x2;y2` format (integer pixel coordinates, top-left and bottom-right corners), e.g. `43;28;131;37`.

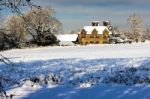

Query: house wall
78;29;109;45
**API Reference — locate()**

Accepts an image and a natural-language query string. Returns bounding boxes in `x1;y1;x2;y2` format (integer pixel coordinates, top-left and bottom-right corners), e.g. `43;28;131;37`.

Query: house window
90;36;93;38
90;41;94;43
96;36;99;38
96;41;99;44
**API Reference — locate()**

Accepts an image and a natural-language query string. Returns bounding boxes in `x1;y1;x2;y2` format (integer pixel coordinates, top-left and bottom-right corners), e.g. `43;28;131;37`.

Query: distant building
56;34;78;46
78;21;112;45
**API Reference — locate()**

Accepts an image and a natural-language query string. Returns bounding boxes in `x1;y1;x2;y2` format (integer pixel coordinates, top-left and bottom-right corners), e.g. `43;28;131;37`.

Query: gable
81;29;87;34
92;28;98;35
103;29;109;35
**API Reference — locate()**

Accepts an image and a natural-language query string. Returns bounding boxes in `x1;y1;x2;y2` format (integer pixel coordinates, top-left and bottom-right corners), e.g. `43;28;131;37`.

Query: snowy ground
1;43;150;61
0;43;150;99
22;85;150;99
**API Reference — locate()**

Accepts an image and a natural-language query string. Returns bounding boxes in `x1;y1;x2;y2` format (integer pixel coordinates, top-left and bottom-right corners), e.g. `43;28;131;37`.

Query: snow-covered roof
83;26;109;34
59;41;76;46
56;34;78;42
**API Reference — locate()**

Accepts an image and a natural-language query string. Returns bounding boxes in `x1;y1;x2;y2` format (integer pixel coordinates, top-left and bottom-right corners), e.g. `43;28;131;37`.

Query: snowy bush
0;57;150;98
60;66;150;87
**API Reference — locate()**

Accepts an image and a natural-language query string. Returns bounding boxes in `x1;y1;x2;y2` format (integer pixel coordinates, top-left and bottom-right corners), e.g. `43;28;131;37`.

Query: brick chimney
92;21;100;26
103;21;110;27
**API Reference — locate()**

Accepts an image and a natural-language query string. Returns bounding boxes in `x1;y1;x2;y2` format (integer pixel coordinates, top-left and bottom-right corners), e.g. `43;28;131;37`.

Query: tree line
0;7;62;51
112;13;150;43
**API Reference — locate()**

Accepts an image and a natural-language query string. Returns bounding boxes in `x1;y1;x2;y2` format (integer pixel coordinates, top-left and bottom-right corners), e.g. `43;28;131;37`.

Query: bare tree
0;14;22;50
142;28;150;41
1;1;62;47
2;7;62;47
127;13;143;42
24;7;62;46
0;0;40;49
4;15;26;46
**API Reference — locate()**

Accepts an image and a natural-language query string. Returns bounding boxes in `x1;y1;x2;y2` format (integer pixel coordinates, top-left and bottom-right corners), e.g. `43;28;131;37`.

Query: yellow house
78;21;112;45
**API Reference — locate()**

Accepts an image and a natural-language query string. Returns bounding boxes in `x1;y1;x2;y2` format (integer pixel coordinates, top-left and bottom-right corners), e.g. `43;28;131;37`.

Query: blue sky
6;0;150;33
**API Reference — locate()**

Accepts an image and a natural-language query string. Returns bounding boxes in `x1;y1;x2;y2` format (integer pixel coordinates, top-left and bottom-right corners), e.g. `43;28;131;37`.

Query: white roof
56;34;78;42
83;26;109;34
59;41;76;46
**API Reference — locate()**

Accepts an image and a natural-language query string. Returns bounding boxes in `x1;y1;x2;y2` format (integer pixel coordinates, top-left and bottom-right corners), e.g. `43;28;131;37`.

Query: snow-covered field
1;43;150;61
0;43;150;99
